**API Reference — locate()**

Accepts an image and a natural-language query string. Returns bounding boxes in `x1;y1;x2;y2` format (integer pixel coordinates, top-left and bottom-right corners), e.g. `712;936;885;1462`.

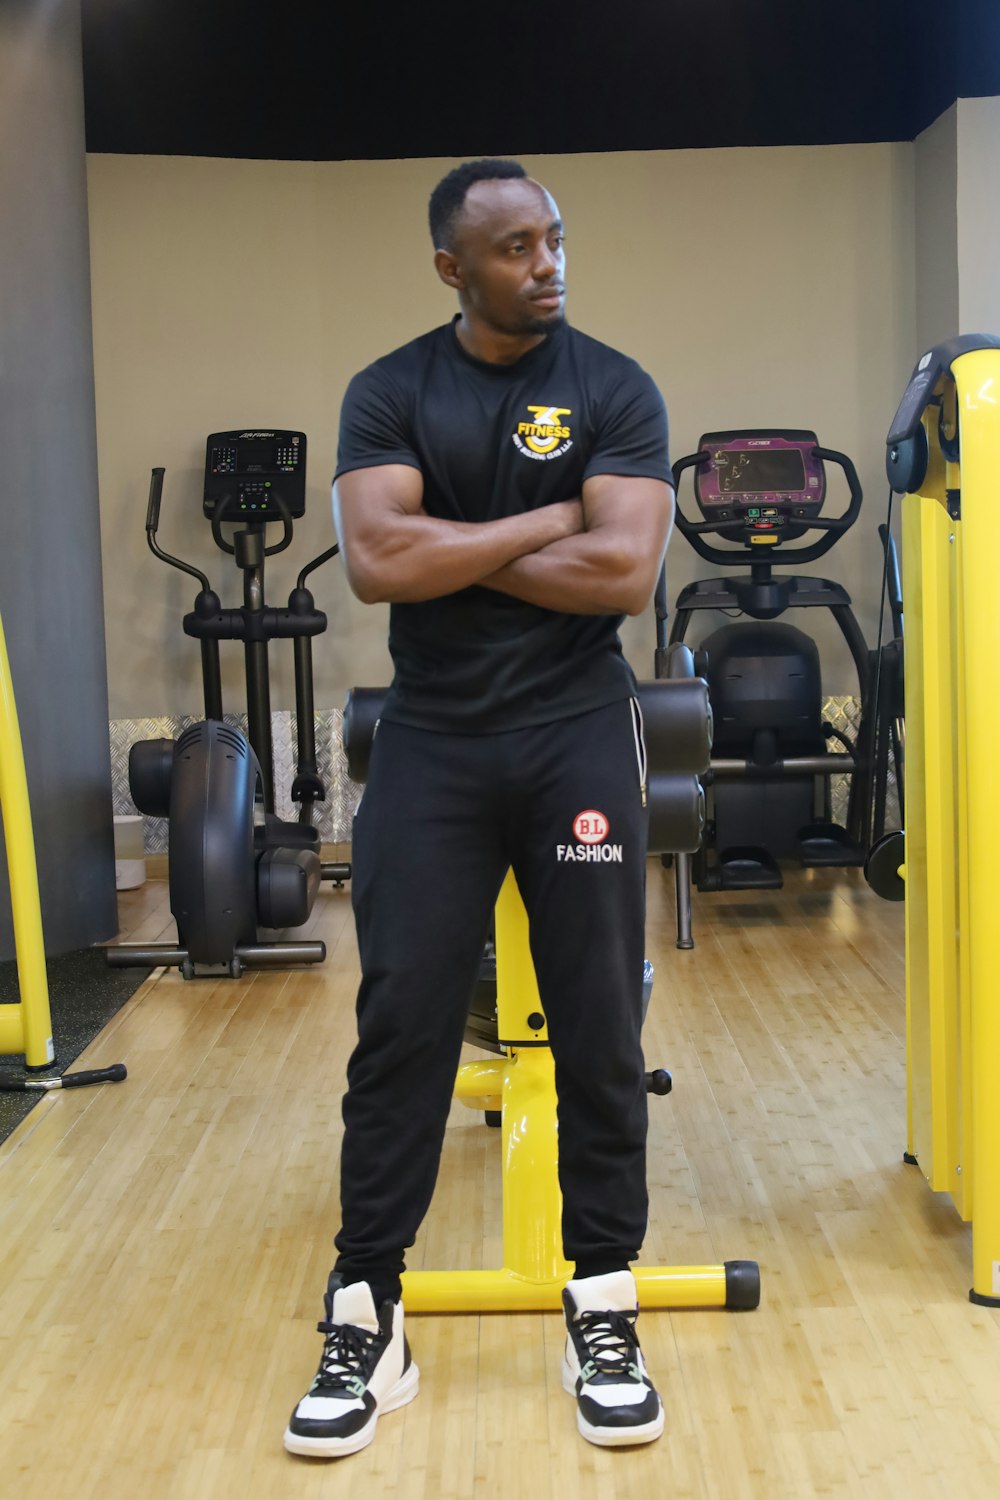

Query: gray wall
914;106;960;354
0;0;116;958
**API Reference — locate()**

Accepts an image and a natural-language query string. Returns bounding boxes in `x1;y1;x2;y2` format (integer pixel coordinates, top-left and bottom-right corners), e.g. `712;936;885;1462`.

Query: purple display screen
718;449;805;493
695;435;824;512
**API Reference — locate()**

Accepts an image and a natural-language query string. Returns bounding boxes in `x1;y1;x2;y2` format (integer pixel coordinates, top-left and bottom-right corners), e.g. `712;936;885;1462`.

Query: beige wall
87;144;916;717
957;96;1000;333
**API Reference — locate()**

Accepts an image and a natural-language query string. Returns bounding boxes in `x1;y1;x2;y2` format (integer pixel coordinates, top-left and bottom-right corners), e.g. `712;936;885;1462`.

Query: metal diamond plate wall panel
821;694;900;831
270;711;296;824
109;711;360;851
111;700;895;853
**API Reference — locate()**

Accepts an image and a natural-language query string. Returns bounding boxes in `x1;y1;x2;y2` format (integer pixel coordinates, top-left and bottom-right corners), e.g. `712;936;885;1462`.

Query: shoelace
575;1309;642;1383
313;1319;384;1395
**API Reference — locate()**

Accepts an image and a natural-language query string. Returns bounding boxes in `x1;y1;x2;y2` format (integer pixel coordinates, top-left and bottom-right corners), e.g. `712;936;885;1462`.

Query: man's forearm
481;531;659;616
342;501;584;604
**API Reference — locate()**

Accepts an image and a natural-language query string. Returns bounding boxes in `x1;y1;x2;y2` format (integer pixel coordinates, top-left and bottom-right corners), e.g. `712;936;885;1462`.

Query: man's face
443;178;566;337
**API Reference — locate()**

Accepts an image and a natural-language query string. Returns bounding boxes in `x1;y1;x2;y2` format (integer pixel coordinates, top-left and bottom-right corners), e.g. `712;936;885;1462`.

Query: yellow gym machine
0;609;55;1070
882;333;1000;1305
343;682;761;1316
404;867;759;1313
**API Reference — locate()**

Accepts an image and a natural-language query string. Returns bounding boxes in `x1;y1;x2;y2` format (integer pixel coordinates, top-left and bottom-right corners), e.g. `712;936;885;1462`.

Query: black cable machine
660;428;874;893
108;429;349;979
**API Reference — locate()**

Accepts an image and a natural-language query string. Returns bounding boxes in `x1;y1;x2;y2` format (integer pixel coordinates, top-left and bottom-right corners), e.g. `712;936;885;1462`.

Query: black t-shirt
335;317;670;732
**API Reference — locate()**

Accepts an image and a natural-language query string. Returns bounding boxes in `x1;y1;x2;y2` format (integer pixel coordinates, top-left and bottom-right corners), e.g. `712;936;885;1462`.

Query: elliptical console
661;428;872;892
691;430;826;543
205;429;306;521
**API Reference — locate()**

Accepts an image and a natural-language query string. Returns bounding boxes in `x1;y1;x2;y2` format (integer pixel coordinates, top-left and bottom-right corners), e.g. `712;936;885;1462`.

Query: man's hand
333;467;585;604
480;474;674;616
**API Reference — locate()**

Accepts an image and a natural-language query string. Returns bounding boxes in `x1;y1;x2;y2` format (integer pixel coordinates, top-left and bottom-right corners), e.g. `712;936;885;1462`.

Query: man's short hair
428;159;528;251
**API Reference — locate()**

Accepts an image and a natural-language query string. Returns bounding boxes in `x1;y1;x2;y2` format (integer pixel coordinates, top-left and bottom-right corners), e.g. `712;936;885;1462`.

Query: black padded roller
647;774;705;854
663;642;696;679
638;678;713;777
864;830;905;902
343;687;388;784
343;677;713;796
129;738;176;817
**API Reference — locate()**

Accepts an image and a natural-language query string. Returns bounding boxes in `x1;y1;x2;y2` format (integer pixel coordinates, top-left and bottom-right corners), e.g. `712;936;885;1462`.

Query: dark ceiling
81;0;999;162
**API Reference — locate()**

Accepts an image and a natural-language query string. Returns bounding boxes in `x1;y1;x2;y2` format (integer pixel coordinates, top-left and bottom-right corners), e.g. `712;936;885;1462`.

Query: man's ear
434;248;464;291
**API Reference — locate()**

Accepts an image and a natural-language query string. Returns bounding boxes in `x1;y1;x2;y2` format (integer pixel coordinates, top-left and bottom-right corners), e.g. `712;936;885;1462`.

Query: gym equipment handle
145;468;213;591
0;1063;127;1092
670;444;863;568
59;1064;128;1088
211;490;294;557
645;1069;672;1095
298;542;341;591
146;467;165;531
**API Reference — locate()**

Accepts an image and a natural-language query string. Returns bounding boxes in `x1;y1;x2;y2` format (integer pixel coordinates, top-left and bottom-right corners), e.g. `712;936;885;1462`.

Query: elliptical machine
108;429;349;979
663;428;874;892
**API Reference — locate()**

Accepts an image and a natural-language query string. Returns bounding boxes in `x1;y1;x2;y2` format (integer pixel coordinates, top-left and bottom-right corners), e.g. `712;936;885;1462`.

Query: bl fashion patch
512;404;574;461
557;809;624;863
574;810;609;843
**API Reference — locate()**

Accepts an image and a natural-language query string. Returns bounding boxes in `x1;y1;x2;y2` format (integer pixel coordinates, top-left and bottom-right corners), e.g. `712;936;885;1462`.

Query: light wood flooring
2;861;997;1500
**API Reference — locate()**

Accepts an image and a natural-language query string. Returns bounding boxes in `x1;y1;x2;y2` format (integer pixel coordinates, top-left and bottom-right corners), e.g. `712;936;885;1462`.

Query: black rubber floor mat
0;948;151;1144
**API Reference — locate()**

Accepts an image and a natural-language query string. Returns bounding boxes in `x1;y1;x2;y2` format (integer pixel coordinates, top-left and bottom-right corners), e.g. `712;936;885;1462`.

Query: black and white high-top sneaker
284;1275;419;1458
562;1270;664;1447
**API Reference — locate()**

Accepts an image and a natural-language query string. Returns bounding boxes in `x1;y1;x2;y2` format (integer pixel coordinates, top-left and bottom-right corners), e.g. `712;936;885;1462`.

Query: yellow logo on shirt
513;405;574;461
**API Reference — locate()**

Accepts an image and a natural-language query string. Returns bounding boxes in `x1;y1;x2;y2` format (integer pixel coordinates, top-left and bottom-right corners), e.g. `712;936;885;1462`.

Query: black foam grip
61;1065;128;1088
146;468;165;530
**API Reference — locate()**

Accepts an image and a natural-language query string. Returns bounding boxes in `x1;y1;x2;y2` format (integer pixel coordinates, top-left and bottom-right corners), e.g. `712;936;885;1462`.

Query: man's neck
454;313;548;366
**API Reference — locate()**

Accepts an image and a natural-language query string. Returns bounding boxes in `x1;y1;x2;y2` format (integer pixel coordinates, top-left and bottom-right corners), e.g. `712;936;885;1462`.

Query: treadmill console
694;430;825;545
204;429;307;521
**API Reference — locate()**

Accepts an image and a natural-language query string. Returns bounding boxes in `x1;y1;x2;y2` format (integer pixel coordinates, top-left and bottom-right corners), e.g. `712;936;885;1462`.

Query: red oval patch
573;810;609;844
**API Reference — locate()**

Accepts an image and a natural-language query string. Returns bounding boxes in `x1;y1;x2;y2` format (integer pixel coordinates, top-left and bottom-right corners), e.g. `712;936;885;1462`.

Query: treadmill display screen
718;449;807;494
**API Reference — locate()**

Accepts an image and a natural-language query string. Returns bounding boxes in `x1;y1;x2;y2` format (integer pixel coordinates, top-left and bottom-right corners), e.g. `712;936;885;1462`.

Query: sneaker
561;1270;664;1447
283;1275;419;1458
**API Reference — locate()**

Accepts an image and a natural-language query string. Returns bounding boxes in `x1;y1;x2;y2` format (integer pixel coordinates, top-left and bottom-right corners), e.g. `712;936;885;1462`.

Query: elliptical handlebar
653;564;669;652
210;491;294;557
146;466;165;531
145;467;213;592
144;464;340;603
671;442;863;568
297;542;340;592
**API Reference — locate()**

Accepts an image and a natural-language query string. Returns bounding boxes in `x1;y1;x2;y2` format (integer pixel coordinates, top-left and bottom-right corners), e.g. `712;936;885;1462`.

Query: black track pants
334;699;650;1297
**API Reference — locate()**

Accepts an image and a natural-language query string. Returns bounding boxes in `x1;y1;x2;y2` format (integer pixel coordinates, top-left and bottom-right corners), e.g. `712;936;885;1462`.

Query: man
284;158;674;1458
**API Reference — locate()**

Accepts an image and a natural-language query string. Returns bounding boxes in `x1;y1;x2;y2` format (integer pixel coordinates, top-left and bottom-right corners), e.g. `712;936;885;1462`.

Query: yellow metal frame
402;870;747;1313
899;345;1000;1299
0;611;55;1069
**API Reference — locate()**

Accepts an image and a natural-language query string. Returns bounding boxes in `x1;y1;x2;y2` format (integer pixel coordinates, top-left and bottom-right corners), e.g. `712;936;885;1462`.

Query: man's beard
517;305;566;337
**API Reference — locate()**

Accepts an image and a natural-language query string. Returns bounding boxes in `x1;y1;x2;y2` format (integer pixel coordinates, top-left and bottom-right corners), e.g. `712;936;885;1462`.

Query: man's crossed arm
332;465;673;617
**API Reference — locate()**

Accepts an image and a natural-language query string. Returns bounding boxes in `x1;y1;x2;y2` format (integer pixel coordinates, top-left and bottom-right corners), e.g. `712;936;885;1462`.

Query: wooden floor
2;862;997;1499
